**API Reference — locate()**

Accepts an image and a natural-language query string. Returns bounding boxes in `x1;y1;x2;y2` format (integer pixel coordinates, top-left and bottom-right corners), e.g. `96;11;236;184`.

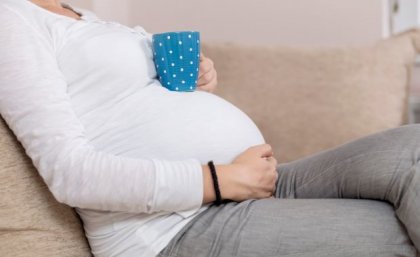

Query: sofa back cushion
203;33;418;162
0;117;92;256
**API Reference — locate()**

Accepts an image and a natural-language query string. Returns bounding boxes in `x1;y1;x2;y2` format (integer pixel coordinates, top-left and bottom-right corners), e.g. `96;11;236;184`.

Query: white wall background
66;0;394;46
66;0;131;25
65;0;91;10
129;0;390;46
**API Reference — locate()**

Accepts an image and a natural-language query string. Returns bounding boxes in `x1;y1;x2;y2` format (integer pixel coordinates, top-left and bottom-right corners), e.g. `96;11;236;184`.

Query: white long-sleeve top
0;0;265;256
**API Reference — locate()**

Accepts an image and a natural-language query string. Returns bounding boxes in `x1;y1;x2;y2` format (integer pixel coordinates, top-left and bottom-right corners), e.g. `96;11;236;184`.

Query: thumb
256;144;274;158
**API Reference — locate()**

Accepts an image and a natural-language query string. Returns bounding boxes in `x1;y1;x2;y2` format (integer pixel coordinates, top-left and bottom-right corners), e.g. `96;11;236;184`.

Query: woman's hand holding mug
197;52;218;93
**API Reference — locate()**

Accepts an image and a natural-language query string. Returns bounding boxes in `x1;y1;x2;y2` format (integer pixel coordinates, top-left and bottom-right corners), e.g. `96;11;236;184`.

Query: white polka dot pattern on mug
152;31;201;92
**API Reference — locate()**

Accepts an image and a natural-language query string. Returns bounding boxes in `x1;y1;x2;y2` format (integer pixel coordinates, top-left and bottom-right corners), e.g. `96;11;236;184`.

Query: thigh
274;124;420;254
275;124;420;203
157;199;417;257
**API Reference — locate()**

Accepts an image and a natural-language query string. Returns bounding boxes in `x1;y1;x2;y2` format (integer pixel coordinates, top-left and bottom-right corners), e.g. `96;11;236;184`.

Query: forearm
202;164;235;204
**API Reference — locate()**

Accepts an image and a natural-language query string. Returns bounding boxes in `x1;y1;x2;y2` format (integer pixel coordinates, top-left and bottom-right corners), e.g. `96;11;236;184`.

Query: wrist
216;164;237;201
201;163;237;204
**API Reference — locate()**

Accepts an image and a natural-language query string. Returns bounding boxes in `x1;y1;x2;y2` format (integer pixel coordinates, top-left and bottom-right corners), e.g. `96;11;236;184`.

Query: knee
379;124;420;150
394;124;420;134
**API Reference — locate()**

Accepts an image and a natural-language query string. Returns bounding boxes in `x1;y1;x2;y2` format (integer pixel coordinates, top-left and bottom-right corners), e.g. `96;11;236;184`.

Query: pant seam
294;150;403;194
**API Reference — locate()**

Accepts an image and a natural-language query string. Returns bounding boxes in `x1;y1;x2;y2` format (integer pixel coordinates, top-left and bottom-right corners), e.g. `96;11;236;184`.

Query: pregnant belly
83;84;266;165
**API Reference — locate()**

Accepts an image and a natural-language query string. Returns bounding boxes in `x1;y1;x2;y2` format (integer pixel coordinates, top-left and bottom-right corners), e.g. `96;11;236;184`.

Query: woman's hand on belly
197;52;217;93
202;144;279;204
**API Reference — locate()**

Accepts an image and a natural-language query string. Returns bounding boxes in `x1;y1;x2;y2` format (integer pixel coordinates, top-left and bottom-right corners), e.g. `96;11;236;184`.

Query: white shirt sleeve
0;5;204;215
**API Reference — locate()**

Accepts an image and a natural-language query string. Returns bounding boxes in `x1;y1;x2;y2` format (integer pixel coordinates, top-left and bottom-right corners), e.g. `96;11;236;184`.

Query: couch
1;29;420;256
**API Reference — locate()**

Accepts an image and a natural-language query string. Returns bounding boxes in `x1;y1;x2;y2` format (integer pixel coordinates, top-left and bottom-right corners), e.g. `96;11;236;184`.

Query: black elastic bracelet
208;160;222;205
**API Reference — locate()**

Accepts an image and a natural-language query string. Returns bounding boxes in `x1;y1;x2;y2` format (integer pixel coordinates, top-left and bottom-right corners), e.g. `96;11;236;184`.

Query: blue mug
152;31;200;92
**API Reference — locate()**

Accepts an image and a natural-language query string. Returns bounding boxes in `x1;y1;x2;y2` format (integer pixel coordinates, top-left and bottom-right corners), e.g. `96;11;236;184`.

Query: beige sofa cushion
203;31;419;162
0;117;92;256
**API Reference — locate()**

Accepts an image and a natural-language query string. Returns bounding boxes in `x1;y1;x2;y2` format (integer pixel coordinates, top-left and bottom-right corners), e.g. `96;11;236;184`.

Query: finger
200;51;205;61
198;66;212;80
197;76;217;92
200;70;217;92
267;169;278;196
196;84;209;92
198;69;215;86
272;169;279;184
267;156;278;167
209;79;218;93
263;160;277;176
198;69;212;85
199;58;214;78
264;183;275;197
197;85;212;93
258;144;273;158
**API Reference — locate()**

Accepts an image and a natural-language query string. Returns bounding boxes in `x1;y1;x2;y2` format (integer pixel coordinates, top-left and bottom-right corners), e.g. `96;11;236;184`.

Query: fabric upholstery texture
203;31;420;163
1;29;420;256
0;118;92;256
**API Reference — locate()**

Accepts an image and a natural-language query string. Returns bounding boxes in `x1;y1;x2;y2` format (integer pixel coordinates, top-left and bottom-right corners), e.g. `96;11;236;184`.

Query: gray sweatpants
158;124;420;257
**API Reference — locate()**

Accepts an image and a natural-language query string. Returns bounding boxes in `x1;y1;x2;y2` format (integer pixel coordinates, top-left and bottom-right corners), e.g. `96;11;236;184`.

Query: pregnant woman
0;0;419;256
